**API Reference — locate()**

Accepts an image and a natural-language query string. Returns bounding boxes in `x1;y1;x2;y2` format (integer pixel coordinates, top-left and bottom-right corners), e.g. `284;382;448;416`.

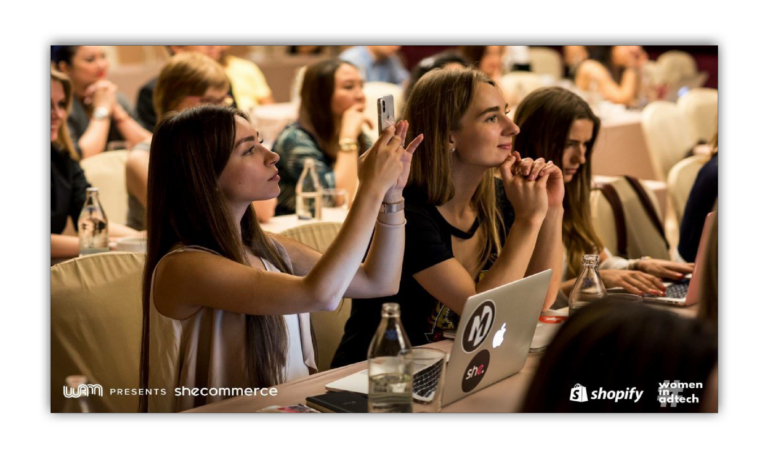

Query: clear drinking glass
411;347;447;413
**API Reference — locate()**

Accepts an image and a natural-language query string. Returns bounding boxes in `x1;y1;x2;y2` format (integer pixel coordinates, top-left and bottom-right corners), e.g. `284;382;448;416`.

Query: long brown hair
50;67;79;161
514;87;603;278
298;59;366;151
139;106;289;412
402;68;503;270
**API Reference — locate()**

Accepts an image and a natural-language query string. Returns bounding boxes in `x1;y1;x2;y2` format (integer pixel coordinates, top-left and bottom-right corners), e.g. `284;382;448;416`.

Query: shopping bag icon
570;383;588;402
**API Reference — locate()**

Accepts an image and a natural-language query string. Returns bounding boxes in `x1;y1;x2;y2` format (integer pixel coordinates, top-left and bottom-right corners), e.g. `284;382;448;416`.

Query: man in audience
135;46;237;130
339;46;409;86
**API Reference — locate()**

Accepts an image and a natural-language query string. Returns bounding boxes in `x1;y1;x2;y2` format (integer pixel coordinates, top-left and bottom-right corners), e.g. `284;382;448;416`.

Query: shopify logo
570;384;644;403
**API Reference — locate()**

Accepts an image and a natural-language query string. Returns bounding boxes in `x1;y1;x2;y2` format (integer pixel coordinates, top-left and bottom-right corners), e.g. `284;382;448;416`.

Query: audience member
573;45;648;106
457;46;506;84
216;45;275;110
698;210;718;331
678;130;718;262
339;46;409;86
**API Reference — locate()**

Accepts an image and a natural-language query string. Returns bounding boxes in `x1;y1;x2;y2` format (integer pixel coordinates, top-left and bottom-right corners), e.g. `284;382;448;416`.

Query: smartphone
377;94;395;134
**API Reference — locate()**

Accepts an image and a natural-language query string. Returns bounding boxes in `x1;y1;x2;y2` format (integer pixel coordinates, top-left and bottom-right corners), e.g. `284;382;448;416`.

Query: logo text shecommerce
175;387;278;397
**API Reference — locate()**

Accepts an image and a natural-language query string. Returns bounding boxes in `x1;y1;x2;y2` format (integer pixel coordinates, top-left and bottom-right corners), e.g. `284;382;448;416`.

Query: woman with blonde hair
51;68;137;258
52;46;151;158
333;68;563;367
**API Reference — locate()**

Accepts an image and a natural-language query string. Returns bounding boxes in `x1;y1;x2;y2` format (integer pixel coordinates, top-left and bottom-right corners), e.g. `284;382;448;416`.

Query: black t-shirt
331;179;515;368
51;144;91;234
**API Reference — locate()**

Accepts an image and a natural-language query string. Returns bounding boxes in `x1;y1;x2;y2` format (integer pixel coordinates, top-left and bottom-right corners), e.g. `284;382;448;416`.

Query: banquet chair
667;155;708;223
363;81;404;129
79;150;130;225
656;51;698;86
528;47;563;80
641;101;697;180
278;222;347;372
677;88;718;143
51;252;145;412
500;72;546;107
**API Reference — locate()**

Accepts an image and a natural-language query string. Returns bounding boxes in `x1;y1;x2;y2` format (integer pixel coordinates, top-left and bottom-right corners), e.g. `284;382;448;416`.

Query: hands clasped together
500;151;565;224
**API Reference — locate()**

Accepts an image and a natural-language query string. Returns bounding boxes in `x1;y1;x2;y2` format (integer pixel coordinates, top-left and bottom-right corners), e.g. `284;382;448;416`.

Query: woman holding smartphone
140;105;422;412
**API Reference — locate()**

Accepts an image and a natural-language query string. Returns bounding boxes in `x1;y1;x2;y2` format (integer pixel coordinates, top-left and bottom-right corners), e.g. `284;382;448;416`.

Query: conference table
261;207;348;234
186;303;698;413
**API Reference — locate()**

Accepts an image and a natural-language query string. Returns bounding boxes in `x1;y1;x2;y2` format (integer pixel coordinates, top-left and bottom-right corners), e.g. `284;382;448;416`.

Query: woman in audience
51;69;137;259
272;59;372;215
139;105;422;412
513;87;693;297
457;46;506;84
125;53;276;230
573;45;648;106
563;45;589;78
52;46;151;158
678;130;718;262
332;68;563;367
523;298;717;412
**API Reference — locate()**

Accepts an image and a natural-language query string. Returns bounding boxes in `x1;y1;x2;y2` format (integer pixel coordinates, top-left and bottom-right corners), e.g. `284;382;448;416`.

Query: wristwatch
380;199;405;213
338;138;359;153
629;256;651;270
92;106;110;121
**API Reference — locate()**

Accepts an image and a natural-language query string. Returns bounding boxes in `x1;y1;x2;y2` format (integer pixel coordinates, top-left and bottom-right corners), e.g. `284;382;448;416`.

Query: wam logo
63;383;103;398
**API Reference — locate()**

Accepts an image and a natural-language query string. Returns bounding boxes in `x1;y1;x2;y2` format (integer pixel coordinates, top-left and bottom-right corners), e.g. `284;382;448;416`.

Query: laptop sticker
462;349;490;393
461;300;496;353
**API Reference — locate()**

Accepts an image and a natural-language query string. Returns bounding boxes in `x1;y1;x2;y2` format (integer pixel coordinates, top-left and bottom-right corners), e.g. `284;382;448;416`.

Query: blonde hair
50;67;79;161
403;68;503;269
153;52;230;121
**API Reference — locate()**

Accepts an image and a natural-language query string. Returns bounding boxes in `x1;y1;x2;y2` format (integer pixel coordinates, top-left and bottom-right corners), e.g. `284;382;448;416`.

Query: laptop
325;269;553;408
641;211;715;306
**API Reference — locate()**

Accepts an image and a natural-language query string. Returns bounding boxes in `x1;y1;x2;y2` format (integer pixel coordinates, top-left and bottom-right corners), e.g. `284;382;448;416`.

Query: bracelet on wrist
338;138;359;153
379;199;404;213
376;219;406;228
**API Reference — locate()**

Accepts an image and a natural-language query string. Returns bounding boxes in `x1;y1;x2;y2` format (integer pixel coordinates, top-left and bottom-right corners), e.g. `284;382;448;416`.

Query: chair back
79;150;130;225
677;88;718;143
657;51;698;86
641;101;696;179
528;47;563;80
500;72;546;106
667;155;708;223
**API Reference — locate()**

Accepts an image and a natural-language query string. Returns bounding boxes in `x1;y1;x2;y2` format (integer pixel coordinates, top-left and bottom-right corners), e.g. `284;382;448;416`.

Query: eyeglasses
197;95;234;106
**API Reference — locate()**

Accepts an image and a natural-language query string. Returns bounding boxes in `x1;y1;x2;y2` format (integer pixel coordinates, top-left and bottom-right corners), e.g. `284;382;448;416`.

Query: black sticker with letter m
461;300;495;353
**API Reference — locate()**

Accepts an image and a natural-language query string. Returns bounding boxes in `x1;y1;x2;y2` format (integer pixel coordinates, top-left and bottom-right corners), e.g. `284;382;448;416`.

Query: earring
451;147;456;153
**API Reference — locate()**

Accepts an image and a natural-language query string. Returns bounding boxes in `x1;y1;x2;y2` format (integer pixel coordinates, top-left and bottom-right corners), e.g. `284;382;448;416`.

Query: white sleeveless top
147;243;316;412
